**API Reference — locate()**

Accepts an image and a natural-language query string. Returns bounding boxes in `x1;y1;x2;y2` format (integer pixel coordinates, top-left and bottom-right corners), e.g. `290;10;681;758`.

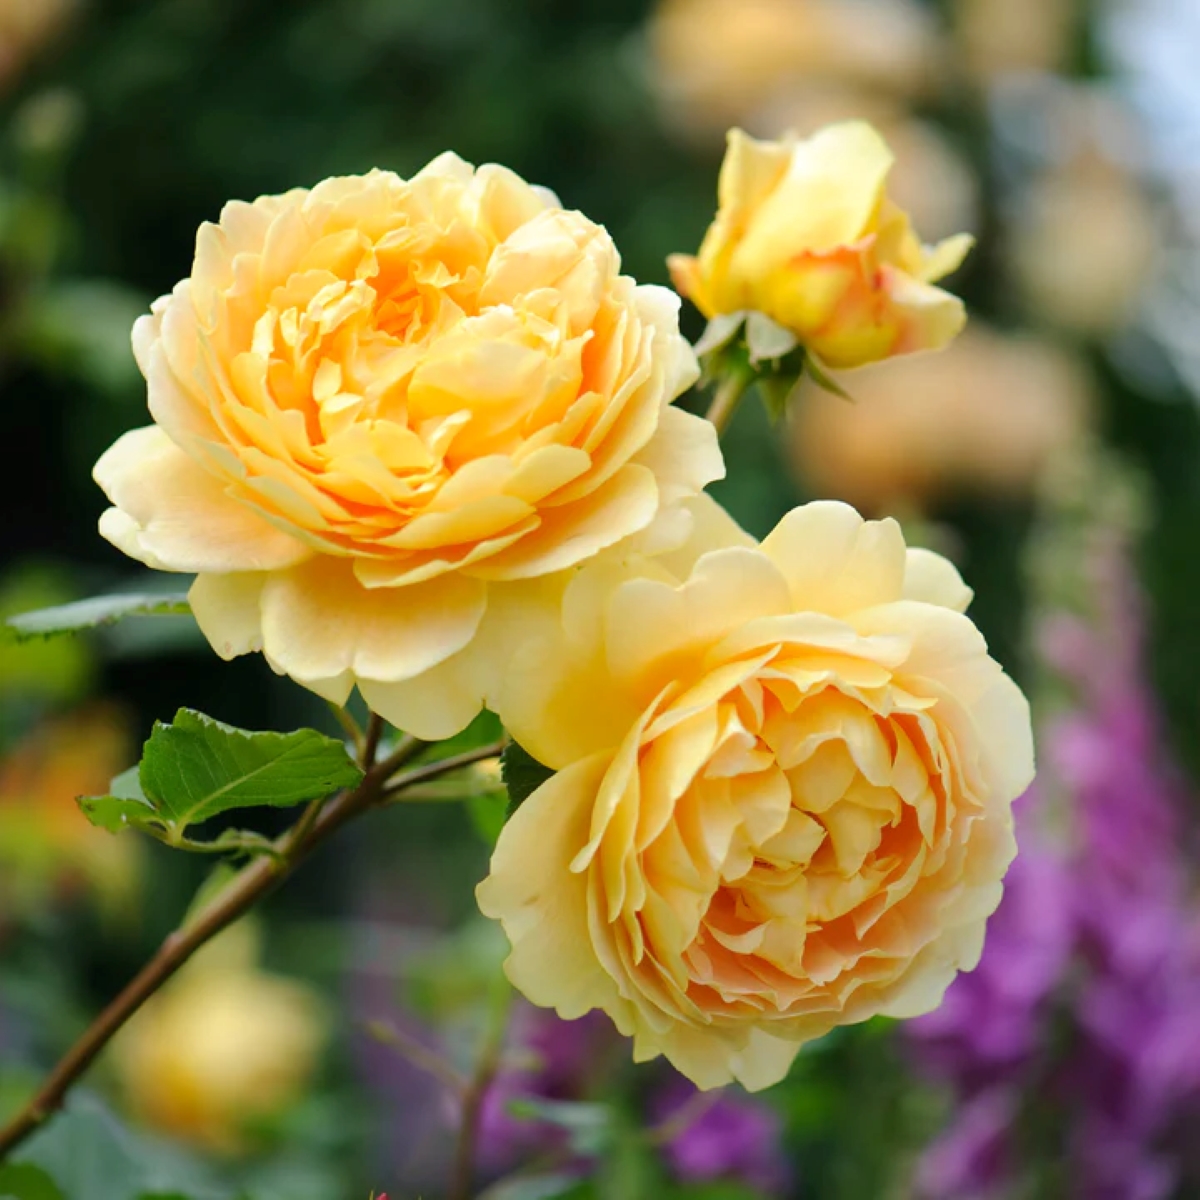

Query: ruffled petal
94;427;312;574
468;463;659;581
903;547;973;613
188;572;266;659
762;501;907;616
631;405;725;506
258;558;486;686
478;753;628;1020
361;575;567;740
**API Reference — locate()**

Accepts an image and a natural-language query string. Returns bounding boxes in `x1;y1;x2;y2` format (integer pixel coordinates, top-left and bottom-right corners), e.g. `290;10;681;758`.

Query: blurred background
2;1;1200;1197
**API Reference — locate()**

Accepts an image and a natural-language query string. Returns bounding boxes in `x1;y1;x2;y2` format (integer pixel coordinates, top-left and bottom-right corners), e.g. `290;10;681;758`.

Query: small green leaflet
78;767;155;833
0;1164;64;1200
3;594;192;643
80;709;363;847
501;742;555;818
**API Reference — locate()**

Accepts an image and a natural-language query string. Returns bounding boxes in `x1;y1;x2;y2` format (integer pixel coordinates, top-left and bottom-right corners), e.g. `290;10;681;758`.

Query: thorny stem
0;724;440;1162
448;978;513;1200
704;369;755;437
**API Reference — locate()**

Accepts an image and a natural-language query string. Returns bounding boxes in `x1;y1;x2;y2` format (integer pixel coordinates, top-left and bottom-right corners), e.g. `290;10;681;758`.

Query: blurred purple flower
652;1077;791;1196
911;529;1200;1196
1070;1113;1178;1200
477;1006;615;1174
907;796;1074;1083
915;1088;1018;1200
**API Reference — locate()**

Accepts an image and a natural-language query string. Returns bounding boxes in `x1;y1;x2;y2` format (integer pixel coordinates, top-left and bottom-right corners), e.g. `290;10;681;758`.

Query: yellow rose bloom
95;157;721;738
669;123;973;369
112;922;325;1154
479;498;1033;1090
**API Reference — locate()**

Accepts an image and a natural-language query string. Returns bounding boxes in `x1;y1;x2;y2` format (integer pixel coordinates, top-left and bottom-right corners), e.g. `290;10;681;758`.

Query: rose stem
0;717;437;1161
379;739;507;803
448;977;513;1200
704;370;755;437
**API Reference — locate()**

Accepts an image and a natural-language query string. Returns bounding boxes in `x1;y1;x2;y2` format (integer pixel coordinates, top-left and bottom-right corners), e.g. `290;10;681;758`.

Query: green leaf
15;1095;225;1200
80;709;363;846
3;594;191;643
501;742;555;817
77;767;155;833
0;566;95;701
467;788;509;846
0;1164;64;1200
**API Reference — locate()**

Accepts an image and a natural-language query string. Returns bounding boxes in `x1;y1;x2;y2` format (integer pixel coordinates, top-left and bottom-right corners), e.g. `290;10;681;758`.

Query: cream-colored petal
761;501;906;616
493;558;667;770
693;128;795;313
94;427;312;574
468;464;659;581
651;494;757;582
605;546;792;703
715;129;797;238
903;547;973;613
969;672;1036;802
364;575;567;740
887;271;968;357
259;558;486;685
188;572;266;660
635;283;703;400
630;405;725;505
478;753;628;1020
131;304;165;378
358;656;486;742
148;288;225;447
728;1026;805;1092
649;1022;801;1092
876;919;985;1020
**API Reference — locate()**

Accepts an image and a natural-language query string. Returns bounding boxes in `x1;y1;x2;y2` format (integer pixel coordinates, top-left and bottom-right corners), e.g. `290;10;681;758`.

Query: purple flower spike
654;1076;791;1196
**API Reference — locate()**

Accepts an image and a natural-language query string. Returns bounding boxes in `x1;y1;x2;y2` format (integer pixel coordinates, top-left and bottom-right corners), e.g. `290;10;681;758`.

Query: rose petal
94;427;312;574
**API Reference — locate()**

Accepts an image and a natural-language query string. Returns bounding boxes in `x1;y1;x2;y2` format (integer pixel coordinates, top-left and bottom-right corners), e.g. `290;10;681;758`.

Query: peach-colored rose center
182;179;662;579
610;659;955;1019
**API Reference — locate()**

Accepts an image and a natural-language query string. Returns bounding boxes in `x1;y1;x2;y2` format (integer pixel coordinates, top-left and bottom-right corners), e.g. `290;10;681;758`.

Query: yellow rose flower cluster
670;123;973;369
95;134;1029;1091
